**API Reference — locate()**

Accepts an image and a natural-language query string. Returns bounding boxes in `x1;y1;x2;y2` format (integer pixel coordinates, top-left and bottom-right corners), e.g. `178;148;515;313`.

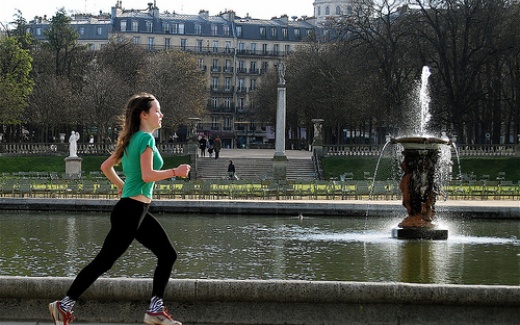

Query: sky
1;0;315;26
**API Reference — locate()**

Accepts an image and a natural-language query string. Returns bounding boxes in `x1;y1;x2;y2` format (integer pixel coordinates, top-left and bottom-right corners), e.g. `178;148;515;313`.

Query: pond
0;211;518;285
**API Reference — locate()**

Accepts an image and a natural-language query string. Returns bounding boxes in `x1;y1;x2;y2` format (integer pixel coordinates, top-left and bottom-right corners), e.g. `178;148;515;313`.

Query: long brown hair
113;93;156;162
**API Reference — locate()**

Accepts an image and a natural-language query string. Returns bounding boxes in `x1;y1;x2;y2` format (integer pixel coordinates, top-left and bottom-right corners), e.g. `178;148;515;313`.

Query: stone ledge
1;277;519;324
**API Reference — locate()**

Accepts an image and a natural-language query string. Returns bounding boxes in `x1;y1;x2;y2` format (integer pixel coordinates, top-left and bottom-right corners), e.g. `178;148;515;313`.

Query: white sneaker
49;301;75;325
144;307;182;325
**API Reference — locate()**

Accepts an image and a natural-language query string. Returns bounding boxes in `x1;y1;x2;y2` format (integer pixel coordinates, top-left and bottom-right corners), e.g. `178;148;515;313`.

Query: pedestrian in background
228;160;236;180
213;136;221;159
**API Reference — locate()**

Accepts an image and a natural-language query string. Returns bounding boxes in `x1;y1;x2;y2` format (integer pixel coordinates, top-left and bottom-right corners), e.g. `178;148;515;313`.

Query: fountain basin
392;226;448;240
391;135;450;149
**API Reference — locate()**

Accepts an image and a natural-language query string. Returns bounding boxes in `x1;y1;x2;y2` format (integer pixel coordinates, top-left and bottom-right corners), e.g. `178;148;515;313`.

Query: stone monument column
273;60;288;180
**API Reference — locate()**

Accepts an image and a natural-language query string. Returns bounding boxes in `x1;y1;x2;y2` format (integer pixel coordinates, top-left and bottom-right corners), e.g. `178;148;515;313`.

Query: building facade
28;1;320;148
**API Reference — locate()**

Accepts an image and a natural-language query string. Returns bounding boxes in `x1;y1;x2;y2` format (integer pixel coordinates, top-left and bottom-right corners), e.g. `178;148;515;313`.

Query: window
146;21;153;32
326;6;330;15
133;36;141;44
225;77;232;91
165;38;171;49
96;26;103;36
211;24;218;36
172;24;178;34
120;20;127;32
212;59;219;71
250;61;257;74
317;6;321;16
251;43;257;54
237;98;245;110
179;23;185;34
250;79;257;91
225;41;232;53
196;40;203;52
282;28;288;39
224;99;232;111
238;61;246;73
273;44;279;55
336;6;341;15
180;39;187;50
162;22;170;33
212;77;219;91
294;28;301;39
261;61;269;73
198;58;205;69
238;78;245;92
132;20;139;32
238;42;245;54
236;25;242;37
78;27;85;36
223;25;230;36
211;115;219;130
211;99;218;109
148;37;154;49
271;27;277;38
262;44;268;55
194;23;202;35
225;59;232;72
284;44;291;54
36;28;42;36
224;117;232;130
212;40;219;53
259;27;266;38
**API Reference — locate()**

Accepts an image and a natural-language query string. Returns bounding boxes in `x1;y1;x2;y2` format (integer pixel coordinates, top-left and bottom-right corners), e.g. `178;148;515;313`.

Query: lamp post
187;117;201;179
311;119;324;157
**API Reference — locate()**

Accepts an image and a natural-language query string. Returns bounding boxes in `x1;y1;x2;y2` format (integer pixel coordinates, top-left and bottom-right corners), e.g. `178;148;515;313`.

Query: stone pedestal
311;119;324;158
64;156;83;177
272;155;288;181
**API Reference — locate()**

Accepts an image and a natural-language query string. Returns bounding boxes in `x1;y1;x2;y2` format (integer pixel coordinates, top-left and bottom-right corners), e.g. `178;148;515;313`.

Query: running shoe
49;300;75;325
144;307;182;325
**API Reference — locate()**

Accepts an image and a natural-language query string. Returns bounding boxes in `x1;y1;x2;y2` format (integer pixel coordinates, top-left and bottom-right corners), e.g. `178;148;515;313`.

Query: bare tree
139;50;208;130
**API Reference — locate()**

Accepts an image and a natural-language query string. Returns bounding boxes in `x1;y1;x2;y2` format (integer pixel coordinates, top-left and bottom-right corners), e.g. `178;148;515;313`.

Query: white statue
278;60;286;86
69;131;80;157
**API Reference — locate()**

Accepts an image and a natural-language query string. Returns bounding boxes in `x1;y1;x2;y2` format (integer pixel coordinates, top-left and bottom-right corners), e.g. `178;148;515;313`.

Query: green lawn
0;155;190;175
321;156;520;181
0;155;518;182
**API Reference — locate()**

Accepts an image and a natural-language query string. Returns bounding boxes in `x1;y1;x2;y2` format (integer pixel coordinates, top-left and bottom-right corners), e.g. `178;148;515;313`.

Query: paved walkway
213;148;312;159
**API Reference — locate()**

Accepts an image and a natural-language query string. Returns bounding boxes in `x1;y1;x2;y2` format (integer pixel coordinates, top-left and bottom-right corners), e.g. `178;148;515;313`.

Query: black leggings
66;198;177;300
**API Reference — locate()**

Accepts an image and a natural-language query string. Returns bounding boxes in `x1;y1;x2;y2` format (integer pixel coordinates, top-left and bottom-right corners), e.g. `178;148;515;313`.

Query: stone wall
1;276;519;324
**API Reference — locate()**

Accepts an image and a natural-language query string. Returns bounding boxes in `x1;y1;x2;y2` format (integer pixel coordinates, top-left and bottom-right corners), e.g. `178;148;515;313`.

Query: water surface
0;211;518;285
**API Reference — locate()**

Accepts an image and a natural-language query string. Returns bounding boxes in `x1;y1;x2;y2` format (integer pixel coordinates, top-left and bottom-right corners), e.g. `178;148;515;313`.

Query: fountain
390;66;451;240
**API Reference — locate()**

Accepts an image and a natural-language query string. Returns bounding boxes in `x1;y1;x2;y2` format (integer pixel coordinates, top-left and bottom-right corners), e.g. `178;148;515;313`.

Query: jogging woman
49;93;190;325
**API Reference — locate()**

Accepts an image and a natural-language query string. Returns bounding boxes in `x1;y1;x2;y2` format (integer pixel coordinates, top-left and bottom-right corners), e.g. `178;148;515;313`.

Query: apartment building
28;1;320;147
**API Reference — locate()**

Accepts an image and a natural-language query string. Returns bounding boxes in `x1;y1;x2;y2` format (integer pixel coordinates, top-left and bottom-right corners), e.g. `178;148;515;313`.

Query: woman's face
142;99;163;130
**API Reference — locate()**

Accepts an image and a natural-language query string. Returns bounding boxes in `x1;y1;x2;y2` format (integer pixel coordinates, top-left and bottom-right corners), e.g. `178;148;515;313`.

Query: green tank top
121;131;163;199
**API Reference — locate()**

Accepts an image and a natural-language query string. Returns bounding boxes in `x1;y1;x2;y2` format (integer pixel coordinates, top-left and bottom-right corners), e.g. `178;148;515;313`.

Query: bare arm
101;152;125;195
140;147;191;183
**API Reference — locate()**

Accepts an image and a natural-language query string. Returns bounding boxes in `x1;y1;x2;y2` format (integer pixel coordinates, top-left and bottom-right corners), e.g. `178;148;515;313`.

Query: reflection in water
0;211;518;285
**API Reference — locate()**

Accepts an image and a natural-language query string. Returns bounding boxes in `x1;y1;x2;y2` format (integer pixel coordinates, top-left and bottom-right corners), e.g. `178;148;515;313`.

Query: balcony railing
0;143;184;156
322;144;519;157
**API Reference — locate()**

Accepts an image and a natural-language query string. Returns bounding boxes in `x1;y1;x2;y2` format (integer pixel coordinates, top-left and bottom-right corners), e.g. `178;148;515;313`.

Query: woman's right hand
174;164;191;178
